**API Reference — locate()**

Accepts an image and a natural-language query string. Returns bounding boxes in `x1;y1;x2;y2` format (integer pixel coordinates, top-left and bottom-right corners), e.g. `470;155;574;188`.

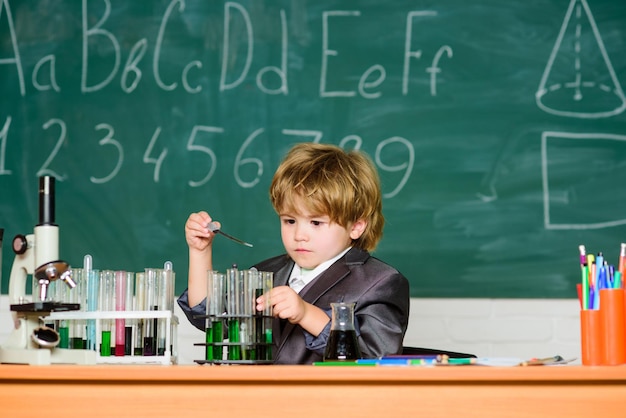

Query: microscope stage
10;302;80;313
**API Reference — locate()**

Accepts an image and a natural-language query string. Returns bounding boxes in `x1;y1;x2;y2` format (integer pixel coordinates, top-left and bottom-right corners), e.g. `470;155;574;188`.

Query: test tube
163;261;175;311
206;271;225;361
240;269;255;360
55;276;70;348
156;269;166;356
163;262;175;356
124;271;134;355
252;269;264;360
114;270;126;356
86;261;99;352
70;268;85;349
155;265;174;356
143;268;157;356
261;271;273;361
226;266;241;360
134;271;145;356
99;270;115;356
205;271;214;361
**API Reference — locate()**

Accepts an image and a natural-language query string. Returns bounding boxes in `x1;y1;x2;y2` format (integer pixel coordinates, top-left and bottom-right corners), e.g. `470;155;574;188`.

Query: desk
1;364;625;417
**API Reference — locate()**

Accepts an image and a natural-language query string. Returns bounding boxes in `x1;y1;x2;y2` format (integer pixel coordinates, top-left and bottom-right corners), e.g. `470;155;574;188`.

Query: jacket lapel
271;260;294;355
298;260;350;304
272;260;293;287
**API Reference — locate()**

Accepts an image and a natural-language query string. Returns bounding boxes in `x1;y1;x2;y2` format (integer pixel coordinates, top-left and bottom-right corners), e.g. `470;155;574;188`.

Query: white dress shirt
288;247;351;294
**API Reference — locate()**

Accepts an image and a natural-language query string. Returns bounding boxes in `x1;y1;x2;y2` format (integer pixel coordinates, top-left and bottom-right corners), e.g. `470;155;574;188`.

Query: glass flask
323;302;361;361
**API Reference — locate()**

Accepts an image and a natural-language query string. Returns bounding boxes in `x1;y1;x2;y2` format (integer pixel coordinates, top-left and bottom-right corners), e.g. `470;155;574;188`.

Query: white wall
404;298;581;363
0;295;582;364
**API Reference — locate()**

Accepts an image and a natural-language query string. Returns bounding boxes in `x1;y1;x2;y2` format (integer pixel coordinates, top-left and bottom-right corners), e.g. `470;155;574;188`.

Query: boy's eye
283;218;295;225
311;220;322;226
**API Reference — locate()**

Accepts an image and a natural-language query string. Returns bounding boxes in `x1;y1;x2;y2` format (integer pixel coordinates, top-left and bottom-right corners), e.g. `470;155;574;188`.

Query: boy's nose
294;224;308;241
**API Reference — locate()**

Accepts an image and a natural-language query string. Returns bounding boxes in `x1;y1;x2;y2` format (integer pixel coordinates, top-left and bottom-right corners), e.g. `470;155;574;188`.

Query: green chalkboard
1;0;626;298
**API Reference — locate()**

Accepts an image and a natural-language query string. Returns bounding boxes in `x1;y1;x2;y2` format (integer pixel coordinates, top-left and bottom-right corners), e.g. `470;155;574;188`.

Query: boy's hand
185;211;219;252
257;285;306;324
257;285;331;337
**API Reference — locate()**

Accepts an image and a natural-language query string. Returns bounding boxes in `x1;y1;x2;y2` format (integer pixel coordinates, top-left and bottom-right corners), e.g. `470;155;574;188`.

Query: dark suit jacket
177;247;410;364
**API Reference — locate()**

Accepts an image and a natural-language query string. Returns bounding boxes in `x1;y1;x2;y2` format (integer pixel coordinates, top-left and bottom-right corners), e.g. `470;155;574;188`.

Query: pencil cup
580;309;604;365
599;288;626;365
623;288;626;342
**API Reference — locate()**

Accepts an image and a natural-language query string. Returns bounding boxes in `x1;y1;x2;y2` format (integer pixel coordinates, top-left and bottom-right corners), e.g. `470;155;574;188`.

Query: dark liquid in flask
324;330;361;361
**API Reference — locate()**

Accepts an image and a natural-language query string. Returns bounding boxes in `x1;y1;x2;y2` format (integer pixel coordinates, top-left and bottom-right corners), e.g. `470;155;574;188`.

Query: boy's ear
349;219;367;240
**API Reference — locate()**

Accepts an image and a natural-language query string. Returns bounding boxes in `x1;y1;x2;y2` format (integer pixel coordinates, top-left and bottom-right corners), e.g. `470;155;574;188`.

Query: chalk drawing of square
542;131;626;230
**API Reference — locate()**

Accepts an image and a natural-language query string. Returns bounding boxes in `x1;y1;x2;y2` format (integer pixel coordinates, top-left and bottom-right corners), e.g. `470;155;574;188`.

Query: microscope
0;176;96;365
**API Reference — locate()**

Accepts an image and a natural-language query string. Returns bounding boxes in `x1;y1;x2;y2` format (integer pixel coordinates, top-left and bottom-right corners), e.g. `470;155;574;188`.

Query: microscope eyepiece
38;176;56;226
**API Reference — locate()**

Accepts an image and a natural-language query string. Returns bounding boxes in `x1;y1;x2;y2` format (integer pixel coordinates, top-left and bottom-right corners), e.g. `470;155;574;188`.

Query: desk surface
2;364;626;417
2;363;626;382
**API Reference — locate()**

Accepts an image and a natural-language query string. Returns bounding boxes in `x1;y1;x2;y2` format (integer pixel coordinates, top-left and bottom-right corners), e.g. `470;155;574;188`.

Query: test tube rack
47;310;178;365
193;312;274;365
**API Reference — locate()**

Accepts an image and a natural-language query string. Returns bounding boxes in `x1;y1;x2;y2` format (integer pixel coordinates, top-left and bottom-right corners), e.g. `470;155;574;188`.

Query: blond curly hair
269;142;384;252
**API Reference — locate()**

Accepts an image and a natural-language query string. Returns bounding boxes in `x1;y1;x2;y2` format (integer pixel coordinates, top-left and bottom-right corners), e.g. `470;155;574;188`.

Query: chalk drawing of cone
536;0;626;119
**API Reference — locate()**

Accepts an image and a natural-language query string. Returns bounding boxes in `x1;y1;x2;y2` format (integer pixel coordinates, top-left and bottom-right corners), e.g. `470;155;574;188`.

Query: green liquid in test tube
265;329;273;360
101;331;111;356
59;326;69;348
228;319;241;360
71;337;84;349
205;324;213;361
211;320;223;360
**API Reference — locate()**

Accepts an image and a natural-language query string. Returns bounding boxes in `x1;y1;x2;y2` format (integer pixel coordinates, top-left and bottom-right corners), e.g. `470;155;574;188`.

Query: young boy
177;142;410;364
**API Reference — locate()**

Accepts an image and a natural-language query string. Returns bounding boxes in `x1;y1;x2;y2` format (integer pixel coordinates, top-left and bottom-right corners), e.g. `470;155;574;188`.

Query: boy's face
278;198;366;269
